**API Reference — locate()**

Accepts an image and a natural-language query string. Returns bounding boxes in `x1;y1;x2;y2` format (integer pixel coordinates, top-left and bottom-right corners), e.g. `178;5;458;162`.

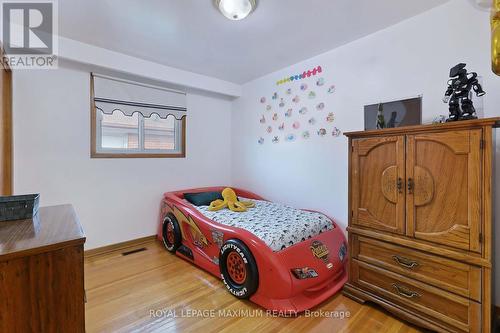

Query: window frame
90;76;186;159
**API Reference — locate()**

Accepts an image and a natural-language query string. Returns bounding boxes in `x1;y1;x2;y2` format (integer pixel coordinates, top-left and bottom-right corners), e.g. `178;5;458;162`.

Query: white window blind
92;74;187;120
91;74;186;157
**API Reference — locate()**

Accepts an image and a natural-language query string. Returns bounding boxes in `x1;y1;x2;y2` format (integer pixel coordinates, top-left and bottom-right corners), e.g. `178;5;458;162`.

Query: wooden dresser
343;118;499;333
0;205;86;332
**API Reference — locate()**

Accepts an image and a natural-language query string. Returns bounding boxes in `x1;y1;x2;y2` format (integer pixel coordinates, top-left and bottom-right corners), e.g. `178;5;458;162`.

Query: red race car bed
157;187;348;313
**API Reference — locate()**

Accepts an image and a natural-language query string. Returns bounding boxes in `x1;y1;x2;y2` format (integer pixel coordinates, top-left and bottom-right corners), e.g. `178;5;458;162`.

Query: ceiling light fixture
215;0;257;21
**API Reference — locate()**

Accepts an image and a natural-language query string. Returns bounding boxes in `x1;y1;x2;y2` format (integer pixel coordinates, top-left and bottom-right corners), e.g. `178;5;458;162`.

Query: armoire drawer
352;260;481;332
351;236;481;302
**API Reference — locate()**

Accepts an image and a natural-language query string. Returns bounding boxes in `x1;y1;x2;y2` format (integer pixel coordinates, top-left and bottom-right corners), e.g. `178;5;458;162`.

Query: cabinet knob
407;178;414;194
397;178;403;194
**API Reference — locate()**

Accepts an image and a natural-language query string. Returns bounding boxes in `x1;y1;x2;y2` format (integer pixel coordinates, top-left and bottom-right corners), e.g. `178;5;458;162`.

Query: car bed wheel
162;213;181;253
219;239;259;299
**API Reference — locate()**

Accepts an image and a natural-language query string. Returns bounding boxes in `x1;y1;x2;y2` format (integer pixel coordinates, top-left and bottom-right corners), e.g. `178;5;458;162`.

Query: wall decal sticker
276;65;323;85
332;127;341;137
259;65;343;144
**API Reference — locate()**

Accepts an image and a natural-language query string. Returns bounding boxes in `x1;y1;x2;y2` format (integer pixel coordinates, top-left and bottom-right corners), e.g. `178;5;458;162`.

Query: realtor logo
1;0;58;69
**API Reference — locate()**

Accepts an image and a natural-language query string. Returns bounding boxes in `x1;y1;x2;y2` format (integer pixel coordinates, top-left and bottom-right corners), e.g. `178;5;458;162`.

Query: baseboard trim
84;235;157;258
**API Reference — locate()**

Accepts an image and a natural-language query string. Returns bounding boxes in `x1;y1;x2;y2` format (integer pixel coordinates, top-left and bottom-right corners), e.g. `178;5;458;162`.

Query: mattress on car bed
194;198;333;252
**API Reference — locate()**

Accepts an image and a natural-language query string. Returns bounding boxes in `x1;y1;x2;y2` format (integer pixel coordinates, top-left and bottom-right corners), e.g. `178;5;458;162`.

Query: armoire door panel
406;130;482;252
352;136;405;234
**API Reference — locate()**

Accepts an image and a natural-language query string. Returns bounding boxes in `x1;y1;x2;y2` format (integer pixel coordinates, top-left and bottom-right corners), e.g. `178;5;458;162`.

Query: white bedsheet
194;198;333;252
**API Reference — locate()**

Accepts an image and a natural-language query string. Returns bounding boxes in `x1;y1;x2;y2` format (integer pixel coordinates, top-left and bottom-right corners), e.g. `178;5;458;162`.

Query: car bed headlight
291;267;318;279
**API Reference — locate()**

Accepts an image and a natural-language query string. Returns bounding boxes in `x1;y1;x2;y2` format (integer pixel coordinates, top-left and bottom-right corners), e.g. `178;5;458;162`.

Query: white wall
230;0;500;304
13;65;232;249
58;37;241;98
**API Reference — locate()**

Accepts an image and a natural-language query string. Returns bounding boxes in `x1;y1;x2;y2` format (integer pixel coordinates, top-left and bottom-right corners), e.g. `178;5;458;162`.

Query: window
91;74;186;158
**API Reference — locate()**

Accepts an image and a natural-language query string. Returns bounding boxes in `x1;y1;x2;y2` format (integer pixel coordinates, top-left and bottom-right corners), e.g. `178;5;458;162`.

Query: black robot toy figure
443;63;485;122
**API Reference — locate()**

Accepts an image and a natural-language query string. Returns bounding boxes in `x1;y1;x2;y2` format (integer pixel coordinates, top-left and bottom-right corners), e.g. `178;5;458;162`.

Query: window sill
90;152;186;159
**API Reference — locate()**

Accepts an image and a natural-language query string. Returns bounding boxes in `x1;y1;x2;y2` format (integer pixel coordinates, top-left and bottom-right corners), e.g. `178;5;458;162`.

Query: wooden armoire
343;118;499;333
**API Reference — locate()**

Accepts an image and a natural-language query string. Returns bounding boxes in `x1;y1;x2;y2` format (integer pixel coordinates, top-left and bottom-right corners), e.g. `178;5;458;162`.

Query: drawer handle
392;255;419;270
392;283;421;299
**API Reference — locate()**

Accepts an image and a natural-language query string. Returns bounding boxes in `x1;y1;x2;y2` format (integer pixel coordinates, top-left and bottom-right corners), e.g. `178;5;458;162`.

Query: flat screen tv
364;96;422;130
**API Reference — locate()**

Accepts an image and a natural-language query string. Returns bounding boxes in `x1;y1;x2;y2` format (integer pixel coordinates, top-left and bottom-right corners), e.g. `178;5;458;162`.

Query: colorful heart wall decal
276;66;323;85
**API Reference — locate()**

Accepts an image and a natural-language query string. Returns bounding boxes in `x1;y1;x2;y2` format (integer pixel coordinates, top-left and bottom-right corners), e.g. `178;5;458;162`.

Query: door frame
0;42;12;195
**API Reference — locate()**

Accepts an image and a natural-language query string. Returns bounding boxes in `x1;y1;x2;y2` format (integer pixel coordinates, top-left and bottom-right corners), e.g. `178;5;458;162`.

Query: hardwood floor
85;239;424;333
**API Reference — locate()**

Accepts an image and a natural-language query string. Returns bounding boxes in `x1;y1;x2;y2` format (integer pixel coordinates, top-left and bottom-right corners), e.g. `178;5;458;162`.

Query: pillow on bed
184;191;223;206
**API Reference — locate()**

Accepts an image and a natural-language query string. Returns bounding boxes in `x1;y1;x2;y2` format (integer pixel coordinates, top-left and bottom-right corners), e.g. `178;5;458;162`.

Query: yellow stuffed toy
208;188;255;212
